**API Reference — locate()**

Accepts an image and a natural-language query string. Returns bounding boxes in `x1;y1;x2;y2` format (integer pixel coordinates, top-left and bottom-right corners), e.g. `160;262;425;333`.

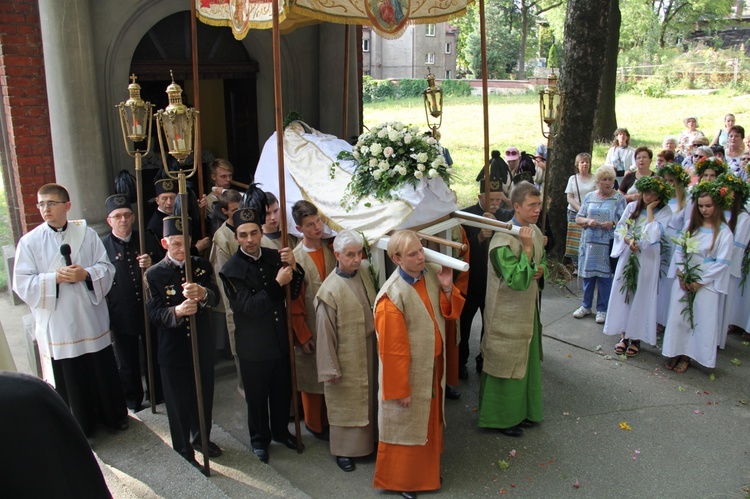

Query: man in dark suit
103;194;153;412
219;208;305;464
145;178;178;262
459;173;514;379
145;216;221;466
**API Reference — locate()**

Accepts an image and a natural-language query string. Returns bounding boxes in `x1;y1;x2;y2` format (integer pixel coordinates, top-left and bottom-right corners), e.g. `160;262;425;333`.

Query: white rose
417;164;426;171
410;125;420;134
377;129;387;138
373;170;382;180
360;145;369;155
428;168;438;178
369;143;382;155
383;146;394;158
369;158;378;167
426;137;437;145
432;158;443;169
352;151;359;159
379;161;390;171
388;130;400;142
398;166;408;176
403;133;413;144
446;167;454;174
414;170;424;179
416;152;428;163
393;122;404;131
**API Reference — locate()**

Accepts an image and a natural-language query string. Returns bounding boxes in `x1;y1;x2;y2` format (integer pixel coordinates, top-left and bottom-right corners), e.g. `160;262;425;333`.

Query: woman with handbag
564;153;597;274
573;166;626;323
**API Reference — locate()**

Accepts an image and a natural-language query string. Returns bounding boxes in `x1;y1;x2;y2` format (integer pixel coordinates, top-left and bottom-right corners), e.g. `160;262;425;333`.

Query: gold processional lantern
116;74;153;147
422;68;443;134
114;74;157;414
155;71;198;166
539;72;563;138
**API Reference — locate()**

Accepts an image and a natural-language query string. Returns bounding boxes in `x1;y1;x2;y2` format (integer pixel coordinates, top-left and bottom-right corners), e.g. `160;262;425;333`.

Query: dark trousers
160;360;214;461
239;358;292;450
51;346;127;437
459;293;485;368
112;333;144;411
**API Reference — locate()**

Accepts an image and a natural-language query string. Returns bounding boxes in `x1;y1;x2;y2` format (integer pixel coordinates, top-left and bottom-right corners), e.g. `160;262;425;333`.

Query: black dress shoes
518;419;540;429
497;426;524;437
252;447;269;463
445;385;461;400
400;492;418;499
192;440;223;457
305;424;330;441
110;417;129;432
274;435;305;451
458;365;469;380
336;456;356;472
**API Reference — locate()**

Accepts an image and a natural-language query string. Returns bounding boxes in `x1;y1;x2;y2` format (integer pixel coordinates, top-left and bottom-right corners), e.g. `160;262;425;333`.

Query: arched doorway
130;11;259;191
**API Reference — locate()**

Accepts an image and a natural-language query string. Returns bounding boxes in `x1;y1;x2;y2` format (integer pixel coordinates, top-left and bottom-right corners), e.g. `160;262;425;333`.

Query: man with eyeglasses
102;194;155;412
13;183;129;438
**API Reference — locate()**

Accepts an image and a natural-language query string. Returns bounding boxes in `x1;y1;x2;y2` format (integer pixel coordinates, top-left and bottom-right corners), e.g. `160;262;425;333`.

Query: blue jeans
581;276;612;312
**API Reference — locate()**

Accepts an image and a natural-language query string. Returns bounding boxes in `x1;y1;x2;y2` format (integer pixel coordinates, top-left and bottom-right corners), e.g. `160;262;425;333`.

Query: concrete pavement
1;280;748;497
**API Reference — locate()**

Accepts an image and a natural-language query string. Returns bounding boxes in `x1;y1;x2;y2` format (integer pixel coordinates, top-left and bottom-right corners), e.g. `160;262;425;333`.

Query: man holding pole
102;194;153;412
145;216;221;466
219;207;305;463
373;230;464;497
479;182;547;438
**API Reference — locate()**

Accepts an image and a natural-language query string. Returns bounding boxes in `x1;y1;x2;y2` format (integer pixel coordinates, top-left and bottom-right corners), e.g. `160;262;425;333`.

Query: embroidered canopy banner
197;0;472;39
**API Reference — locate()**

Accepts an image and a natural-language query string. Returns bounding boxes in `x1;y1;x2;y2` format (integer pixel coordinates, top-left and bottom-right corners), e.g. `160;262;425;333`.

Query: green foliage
547;44;559;68
396;79;427;99
465;22;521;79
440;79;472;97
538;25;555;62
363;75;376;103
633;78;668;98
363;77;398;103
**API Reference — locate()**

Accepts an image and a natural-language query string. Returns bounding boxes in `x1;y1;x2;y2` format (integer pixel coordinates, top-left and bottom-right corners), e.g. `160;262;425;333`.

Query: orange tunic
373;279;463;493
291;247;330;433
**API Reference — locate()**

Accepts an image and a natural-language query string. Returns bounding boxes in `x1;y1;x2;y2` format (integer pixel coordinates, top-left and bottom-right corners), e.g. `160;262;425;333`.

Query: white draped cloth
656;198;690;326
662;225;733;368
720;211;750;348
604;203;672;346
253;123;458;244
13;221;114;385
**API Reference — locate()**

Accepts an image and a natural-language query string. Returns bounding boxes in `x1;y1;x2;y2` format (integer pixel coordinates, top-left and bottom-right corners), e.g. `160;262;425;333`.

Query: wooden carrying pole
190;0;206;240
272;0;303;453
479;0;490;202
342;25;350;139
134;153;157;414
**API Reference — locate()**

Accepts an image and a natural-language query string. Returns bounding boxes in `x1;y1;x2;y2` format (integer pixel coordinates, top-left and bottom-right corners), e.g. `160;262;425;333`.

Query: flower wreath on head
691;180;734;210
716;172;750;207
657;162;690;187
694;157;728;178
635;175;674;205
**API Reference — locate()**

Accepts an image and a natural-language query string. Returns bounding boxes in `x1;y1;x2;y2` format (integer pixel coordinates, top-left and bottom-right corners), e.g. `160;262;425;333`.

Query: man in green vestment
478;181;548;437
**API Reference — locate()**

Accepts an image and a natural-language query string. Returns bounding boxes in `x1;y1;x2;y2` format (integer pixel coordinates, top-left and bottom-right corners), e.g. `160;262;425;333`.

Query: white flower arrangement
334;121;453;209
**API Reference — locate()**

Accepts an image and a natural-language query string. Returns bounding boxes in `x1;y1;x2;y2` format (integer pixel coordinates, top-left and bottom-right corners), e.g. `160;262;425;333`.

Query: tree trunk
593;0;620;142
547;0;612;260
518;3;529;79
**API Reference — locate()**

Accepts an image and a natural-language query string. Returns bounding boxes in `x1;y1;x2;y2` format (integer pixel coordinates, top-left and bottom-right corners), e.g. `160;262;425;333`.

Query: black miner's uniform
145;255;218;463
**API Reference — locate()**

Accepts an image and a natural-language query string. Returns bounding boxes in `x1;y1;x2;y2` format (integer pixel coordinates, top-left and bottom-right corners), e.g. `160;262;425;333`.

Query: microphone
60;244;72;266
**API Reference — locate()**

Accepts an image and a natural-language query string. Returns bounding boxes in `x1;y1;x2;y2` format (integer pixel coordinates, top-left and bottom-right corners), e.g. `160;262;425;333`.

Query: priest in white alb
13;183;128;437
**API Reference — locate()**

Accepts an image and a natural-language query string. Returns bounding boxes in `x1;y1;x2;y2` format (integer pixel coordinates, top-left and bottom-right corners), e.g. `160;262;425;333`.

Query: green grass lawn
0;173;10;290
364;91;750;206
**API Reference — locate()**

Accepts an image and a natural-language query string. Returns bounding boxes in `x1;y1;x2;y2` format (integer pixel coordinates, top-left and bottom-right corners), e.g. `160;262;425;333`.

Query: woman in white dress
604;176;673;356
656;163;692;333
715;172;750;347
663;181;734;373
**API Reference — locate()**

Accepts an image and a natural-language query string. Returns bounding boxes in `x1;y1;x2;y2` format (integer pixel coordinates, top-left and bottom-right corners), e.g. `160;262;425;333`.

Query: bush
363;75;376;103
363;76;398;102
440;79;472;96
396;79;426;98
634;78;668;98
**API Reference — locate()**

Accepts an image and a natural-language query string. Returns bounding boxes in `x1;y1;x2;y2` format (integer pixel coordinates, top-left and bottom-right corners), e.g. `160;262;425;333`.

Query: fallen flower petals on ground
619;421;632;430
